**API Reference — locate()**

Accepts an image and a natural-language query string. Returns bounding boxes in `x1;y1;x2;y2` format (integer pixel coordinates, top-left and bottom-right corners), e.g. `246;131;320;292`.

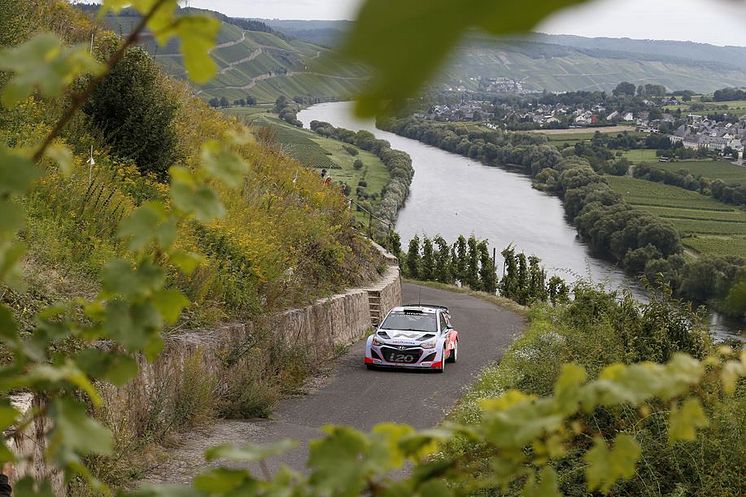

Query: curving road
142;283;525;483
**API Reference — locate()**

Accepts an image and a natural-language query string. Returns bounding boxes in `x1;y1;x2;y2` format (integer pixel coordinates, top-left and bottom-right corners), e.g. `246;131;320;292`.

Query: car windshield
380;311;438;332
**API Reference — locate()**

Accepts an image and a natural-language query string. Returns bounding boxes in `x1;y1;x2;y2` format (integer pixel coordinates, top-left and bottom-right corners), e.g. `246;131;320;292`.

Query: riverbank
376;115;745;337
298;102;744;340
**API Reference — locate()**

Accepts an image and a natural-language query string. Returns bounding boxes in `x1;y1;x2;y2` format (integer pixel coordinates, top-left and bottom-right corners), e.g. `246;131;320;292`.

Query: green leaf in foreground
668;398;708;442
49;398;113;460
204;439;297;462
308;426;370;497
122;484;204;497
173;16;220;84
522;466;562;497
44;143;74;176
118;201;177;251
152;288;189;325
0;33;102;107
584;434;641;494
0;147;40;196
193;468;250;494
344;0;589;116
170;166;226;223
200;140;249;188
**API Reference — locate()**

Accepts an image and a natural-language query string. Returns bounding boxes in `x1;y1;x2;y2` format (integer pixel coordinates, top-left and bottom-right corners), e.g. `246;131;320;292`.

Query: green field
644;160;746;185
605;175;746;258
681;236;746;259
244;115;390;219
664;99;746;115
622;149;659;162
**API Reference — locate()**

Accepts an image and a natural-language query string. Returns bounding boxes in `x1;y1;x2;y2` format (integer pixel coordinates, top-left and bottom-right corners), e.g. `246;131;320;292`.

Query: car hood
377;329;436;343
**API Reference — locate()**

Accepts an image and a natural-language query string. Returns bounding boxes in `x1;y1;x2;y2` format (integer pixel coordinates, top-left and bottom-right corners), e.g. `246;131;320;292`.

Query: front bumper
365;344;443;369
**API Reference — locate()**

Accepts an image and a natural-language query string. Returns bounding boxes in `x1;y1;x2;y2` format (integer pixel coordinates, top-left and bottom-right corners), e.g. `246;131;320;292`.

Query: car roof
391;304;449;314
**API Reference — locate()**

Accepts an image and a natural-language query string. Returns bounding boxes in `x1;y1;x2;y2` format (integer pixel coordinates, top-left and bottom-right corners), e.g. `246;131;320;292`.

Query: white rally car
364;304;459;373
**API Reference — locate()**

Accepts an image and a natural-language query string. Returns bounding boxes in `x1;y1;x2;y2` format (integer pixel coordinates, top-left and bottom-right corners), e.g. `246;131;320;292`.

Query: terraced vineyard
100;13;366;103
646;160;746;185
606;176;746;258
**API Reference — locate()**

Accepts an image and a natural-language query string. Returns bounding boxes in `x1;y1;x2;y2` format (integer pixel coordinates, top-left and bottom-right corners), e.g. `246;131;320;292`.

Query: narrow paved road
143;283;525;483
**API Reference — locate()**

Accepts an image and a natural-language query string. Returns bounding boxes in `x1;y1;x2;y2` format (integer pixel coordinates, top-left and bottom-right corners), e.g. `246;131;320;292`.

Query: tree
421;236;435;280
219;96;229;108
516;252;529;304
466;236;480;290
84;47;180;180
547;276;569;305
353;159;364;170
434;235;452;283
478;241;497;294
453;235;467;283
527;255;547;303
613;81;636;97
406;236;421;279
246;95;257;106
275;95;290;112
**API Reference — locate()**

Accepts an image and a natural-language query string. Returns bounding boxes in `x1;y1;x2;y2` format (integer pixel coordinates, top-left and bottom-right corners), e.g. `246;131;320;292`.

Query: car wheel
447;341;458;364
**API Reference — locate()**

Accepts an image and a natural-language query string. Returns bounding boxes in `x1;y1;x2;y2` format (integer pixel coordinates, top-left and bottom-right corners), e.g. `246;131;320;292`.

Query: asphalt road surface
143;282;525;483
247;283;525;472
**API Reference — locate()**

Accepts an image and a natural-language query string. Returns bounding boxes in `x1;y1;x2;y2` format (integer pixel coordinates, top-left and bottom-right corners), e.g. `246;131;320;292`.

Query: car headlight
421;339;437;349
372;336;384;346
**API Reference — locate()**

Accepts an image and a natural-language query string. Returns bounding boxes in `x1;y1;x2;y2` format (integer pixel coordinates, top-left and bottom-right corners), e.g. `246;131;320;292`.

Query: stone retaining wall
10;250;402;496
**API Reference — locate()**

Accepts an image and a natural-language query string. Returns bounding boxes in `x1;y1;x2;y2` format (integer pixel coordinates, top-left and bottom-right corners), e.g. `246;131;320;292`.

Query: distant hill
440;34;746;93
532;34;746;69
259;19;746;94
81;7;746;99
259;20;354;47
77;6;366;103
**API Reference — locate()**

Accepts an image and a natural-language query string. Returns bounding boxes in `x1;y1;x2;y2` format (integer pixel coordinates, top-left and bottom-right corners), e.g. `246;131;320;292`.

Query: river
298;101;744;341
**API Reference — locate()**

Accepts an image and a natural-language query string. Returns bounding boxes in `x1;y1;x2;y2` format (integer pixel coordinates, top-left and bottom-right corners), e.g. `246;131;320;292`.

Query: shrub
343;144;359;156
84;45;181;181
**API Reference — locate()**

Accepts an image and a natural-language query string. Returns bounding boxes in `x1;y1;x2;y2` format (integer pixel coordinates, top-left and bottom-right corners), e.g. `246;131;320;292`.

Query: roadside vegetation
396;235;569;308
447;285;746;497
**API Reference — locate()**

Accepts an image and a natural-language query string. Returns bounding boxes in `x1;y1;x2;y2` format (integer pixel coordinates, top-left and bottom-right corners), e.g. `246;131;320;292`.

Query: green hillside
261;19;746;94
442;36;746;93
92;10;367;103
